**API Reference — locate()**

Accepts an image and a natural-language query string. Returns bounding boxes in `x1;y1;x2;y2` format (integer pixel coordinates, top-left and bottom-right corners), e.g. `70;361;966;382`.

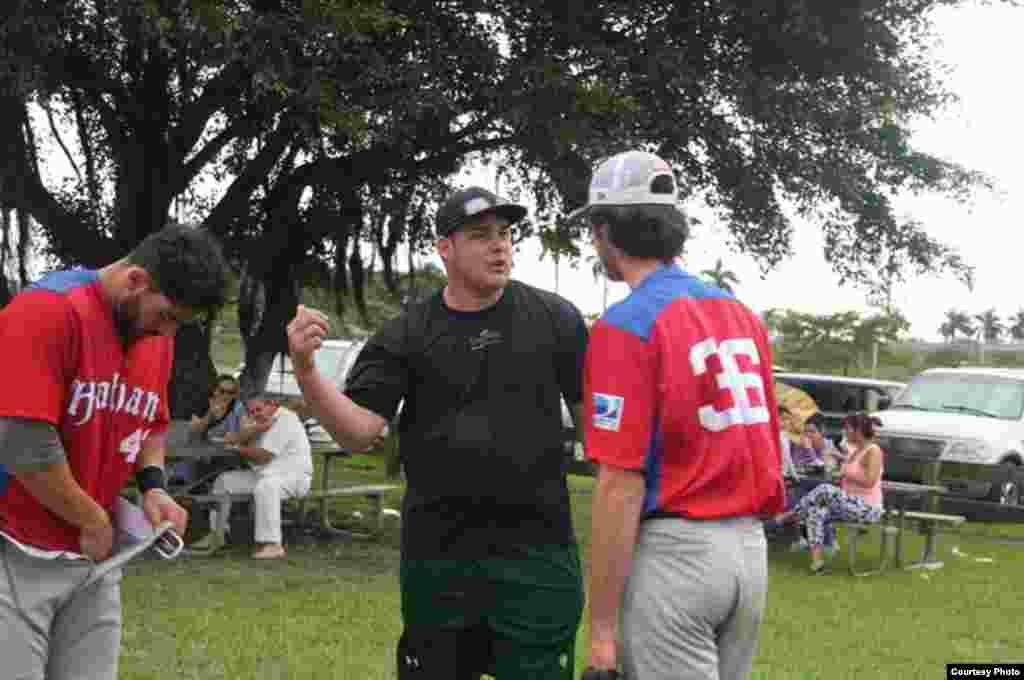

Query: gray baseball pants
1;538;122;680
620;517;767;680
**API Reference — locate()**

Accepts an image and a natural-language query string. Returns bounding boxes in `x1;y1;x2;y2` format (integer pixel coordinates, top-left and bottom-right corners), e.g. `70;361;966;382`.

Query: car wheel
990;463;1023;506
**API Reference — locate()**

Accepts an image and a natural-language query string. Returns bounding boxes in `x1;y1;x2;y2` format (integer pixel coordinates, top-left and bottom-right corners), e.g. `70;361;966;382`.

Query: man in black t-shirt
287;186;588;680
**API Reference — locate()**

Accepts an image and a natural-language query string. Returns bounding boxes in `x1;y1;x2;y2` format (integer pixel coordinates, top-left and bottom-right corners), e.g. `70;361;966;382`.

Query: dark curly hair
126;224;229;313
588;204;688;263
842;412;883;439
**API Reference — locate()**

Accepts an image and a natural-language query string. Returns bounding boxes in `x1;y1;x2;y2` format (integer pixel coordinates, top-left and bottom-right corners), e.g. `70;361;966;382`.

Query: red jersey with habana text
584;264;785;519
0;270;172;552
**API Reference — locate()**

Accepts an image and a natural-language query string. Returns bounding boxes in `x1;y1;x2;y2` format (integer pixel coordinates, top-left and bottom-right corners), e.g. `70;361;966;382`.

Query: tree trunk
349;242;369;324
168;321;218;419
238;269;301;399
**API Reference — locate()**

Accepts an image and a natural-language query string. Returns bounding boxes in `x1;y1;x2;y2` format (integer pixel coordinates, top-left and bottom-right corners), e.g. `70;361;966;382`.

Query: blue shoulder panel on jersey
28;269;99;293
601;264;733;341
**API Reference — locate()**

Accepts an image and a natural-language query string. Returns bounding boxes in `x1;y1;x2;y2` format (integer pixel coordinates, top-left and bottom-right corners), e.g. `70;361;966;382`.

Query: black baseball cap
435;186;527;238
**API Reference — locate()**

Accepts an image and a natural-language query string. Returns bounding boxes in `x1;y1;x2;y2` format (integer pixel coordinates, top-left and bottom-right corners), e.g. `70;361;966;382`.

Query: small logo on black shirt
469;329;503;351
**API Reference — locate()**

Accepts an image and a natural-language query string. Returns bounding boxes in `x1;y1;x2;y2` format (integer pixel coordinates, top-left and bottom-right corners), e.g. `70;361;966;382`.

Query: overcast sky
432;2;1024;341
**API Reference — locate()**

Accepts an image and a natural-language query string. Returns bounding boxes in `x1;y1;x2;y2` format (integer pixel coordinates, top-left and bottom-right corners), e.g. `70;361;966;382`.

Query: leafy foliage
974;308;1004;343
700;258;740;294
769;306;910;375
1;0;1012;410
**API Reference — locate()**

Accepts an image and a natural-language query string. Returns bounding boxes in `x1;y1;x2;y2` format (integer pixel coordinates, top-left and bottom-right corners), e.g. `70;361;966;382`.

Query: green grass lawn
119;451;1024;680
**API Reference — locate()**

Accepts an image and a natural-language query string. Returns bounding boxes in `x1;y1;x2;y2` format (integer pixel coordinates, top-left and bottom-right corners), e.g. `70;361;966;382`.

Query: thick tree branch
41;101;82;183
203;121;299;236
175;108;277;196
171;62;251;165
71;90;104;216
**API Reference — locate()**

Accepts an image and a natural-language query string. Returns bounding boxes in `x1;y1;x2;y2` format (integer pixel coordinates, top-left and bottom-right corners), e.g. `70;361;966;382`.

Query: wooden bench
182;483;400;543
289;483;400;539
888;509;966;570
837;509;965;575
835;521;899;577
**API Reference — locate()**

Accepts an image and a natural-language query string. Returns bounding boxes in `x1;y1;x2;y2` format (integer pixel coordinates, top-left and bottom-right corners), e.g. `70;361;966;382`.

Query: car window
776;377;902;414
270;344;351;381
892;372;1024;420
777;378;848;414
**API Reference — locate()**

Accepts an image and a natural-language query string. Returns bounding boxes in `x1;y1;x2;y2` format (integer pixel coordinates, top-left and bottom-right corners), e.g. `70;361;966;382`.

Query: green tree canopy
769;307;909;375
0;0;1009;410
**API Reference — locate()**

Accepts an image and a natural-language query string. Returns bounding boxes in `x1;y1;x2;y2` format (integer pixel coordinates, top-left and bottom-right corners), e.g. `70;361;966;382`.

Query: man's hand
588;636;619;677
208;395;230;420
80;515;115;561
287;305;331;373
141;489;188;536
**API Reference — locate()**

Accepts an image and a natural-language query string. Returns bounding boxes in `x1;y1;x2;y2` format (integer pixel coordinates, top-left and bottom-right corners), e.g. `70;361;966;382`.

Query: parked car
773;372;906;445
877;367;1024;506
238;339;367;444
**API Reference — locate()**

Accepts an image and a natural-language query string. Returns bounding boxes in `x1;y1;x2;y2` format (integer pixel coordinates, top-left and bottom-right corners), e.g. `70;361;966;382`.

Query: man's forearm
15;462;110;531
136;432;168;471
589;465;645;647
190;412;212;433
293;363;386;451
238;445;274;465
233;421;266;444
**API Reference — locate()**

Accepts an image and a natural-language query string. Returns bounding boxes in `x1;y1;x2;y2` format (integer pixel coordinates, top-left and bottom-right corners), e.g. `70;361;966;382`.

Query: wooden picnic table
164;428;243;496
785;473;963;574
879;480;963;569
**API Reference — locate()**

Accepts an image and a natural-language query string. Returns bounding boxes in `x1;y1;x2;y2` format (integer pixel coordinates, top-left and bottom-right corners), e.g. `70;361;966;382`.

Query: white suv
878;367;1024;506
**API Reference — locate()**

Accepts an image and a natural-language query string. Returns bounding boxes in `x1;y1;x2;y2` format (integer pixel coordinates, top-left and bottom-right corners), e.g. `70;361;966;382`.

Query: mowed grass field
116;324;1024;678
119;451;1024;680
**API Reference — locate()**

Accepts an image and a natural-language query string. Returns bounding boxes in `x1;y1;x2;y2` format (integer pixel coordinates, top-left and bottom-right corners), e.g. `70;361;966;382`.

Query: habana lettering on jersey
583;264;785;520
67;373;162;426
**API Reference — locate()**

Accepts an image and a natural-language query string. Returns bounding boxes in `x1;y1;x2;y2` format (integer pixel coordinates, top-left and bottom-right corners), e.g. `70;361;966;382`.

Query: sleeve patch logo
593;393;625;431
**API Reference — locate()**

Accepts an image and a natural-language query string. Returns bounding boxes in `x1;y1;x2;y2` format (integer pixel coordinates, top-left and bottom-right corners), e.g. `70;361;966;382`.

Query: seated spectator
190;393;313;559
168;375;245;487
764;406;802;543
788;435;822;470
785;416;838;551
190;374;245;441
776;412;885;574
802;417;843;471
778;405;800;481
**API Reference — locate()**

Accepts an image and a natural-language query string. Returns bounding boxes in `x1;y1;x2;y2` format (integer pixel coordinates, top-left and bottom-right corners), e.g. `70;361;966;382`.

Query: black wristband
136;465;166;493
581;668;620;680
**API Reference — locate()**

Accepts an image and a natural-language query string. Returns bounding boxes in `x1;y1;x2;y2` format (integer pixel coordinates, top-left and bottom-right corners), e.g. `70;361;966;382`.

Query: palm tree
701;258;740;294
938;321;955;343
945;309;975;341
1008;310;1024;343
975;309;1004;344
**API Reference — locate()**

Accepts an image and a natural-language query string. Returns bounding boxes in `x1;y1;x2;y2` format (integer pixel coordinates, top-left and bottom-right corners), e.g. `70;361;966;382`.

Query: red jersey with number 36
0;270;172;552
584;264;785;519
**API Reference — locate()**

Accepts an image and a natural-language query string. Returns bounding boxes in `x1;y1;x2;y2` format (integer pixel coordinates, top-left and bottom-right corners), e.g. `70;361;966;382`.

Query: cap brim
439;203;528;237
490;203;527;226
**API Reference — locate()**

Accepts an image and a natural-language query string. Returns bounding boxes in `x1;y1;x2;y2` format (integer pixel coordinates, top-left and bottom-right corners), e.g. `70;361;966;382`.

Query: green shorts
400;544;583;679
